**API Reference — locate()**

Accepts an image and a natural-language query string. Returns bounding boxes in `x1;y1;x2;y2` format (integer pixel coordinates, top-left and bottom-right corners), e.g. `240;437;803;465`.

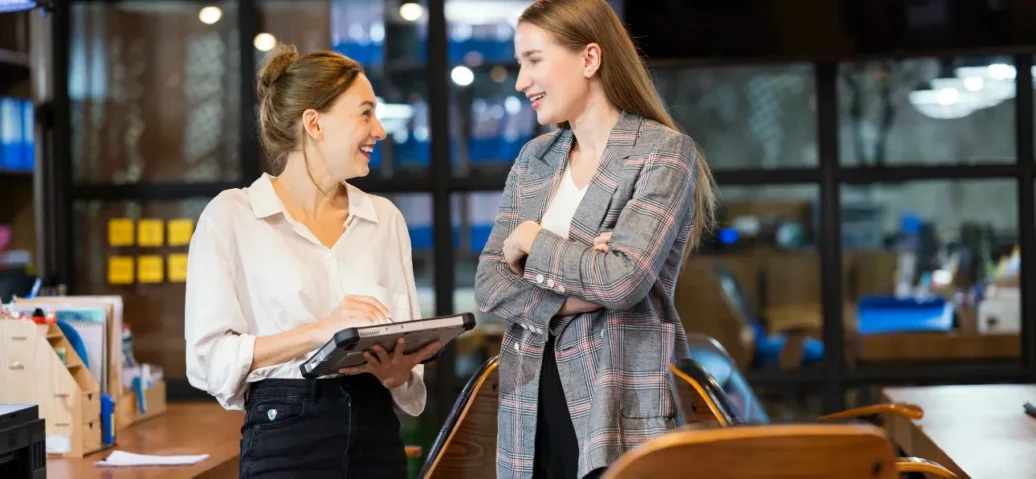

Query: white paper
95;450;210;467
45;434;70;454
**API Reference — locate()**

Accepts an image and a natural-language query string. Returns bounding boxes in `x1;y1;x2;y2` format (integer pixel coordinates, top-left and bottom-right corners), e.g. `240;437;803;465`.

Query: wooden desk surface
882;384;1036;479
47;402;244;479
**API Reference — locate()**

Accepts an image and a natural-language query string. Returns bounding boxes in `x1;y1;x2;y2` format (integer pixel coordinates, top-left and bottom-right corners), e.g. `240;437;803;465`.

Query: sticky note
167;253;189;282
137;255;164;283
108;219;134;247
167;219;195;247
107;257;134;285
137;219;164;247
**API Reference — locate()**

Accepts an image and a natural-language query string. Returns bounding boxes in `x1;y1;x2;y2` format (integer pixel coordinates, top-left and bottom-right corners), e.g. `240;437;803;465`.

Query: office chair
668;335;955;478
418;356;499;478
713;266;824;370
679;334;922;427
602;423;952;479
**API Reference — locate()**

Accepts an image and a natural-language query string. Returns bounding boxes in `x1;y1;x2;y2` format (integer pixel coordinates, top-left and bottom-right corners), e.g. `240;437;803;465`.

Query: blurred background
2;0;1036;469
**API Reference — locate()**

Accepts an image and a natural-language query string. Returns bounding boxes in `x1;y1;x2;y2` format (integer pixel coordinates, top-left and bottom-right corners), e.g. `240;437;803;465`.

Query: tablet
300;312;476;379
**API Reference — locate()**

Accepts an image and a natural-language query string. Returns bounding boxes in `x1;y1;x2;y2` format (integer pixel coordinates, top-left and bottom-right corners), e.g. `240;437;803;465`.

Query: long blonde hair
519;0;717;252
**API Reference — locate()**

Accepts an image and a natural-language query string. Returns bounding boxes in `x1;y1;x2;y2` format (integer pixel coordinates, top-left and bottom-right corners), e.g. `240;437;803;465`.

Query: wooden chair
602;423;953;479
668;335;955;478
417;356;499;478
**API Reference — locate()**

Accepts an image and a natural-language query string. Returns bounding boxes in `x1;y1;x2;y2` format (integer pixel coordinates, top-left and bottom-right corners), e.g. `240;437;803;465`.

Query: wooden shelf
0;48;29;68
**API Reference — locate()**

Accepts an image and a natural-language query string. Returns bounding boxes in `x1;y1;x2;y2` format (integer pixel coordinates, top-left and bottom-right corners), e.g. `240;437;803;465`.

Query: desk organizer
0;320;103;457
115;378;167;430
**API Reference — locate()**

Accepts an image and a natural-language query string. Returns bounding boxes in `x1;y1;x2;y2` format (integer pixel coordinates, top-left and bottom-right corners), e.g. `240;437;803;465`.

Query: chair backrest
685;333;770;424
418;356;500;479
602;423;899;479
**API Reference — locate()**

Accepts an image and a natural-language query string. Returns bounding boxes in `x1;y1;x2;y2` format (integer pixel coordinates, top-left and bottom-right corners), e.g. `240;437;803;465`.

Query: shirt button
325;252;333;259
535;274;544;284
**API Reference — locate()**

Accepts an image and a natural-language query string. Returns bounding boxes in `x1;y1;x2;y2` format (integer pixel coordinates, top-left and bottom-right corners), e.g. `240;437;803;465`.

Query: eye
362;110;373;118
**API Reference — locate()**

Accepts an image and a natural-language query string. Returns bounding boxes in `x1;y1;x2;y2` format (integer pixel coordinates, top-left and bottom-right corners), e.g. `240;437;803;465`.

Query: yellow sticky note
168;253;189;282
108;256;134;285
137;255;164;283
137;219;164;247
167;219;195;247
108;219;135;247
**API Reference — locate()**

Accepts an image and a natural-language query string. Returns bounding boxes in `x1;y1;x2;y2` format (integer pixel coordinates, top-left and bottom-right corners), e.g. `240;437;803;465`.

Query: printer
0;404;45;479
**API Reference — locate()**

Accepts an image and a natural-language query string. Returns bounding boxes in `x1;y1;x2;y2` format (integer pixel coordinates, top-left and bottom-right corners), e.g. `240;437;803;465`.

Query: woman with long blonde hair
474;0;717;478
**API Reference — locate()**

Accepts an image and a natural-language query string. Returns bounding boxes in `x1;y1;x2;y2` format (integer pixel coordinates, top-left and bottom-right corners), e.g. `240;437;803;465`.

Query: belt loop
309;378;319;404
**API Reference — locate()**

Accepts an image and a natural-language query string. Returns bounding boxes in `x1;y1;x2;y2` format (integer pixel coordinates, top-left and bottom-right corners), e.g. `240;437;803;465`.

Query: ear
582;43;602;78
301;108;323;141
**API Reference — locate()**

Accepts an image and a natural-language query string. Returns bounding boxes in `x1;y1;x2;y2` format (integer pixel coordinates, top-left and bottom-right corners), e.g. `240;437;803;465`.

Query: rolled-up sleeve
184;207;256;411
387;210;427;417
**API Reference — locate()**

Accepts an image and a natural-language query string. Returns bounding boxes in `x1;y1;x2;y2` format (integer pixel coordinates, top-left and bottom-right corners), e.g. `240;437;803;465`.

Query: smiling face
514;22;595;126
301;73;386;181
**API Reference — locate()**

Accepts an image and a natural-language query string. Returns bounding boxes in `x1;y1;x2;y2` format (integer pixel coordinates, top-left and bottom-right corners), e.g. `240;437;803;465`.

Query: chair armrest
817;403;923;423
895;457;957;478
406;445;422;459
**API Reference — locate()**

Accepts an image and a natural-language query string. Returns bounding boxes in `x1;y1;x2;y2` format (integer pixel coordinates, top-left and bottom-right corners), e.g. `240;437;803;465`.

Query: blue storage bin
855;295;954;334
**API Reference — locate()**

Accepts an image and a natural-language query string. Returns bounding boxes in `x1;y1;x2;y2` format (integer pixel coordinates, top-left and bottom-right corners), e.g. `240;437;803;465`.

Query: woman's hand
316;295;391;339
558;296;603;316
593;231;613;252
338;338;443;388
503;221;542;274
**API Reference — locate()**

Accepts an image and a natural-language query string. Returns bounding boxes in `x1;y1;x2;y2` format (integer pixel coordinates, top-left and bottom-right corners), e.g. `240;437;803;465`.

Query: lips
528;92;546;109
359;144;374;159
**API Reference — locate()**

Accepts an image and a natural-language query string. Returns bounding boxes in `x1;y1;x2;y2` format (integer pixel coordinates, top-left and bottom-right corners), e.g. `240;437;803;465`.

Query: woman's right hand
316;295;391;339
558;296;602;316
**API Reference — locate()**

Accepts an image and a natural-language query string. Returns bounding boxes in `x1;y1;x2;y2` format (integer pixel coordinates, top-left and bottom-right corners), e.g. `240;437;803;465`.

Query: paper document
95;450;210;467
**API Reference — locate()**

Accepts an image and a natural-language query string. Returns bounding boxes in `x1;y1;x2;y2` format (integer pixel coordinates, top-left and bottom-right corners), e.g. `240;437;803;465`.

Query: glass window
386;192;436;318
838;56;1016;166
328;0;431;179
257;1;332;58
841;179;1020;364
687;185;822;373
445;0;624;178
654;64;818;170
69;1;242;183
72;198;211;378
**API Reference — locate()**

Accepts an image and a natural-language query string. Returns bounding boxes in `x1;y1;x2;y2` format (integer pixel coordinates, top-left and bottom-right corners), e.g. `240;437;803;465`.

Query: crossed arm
474;132;699;329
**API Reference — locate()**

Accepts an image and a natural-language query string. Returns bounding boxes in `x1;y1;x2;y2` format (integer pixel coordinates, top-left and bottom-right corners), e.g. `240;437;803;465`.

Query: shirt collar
247;173;379;225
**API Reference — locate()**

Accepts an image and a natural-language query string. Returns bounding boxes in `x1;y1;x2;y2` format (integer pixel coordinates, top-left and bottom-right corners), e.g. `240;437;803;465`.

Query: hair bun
256;43;299;102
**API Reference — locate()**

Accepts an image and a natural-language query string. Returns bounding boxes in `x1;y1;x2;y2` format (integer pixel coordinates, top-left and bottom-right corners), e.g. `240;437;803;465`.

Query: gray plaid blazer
474;111;699;478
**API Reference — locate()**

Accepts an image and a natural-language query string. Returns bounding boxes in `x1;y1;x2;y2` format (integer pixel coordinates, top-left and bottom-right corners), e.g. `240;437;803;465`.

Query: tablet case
300;312;476;379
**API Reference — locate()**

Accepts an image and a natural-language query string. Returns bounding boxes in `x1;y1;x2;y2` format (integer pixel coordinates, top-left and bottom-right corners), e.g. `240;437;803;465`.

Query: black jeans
533;334;607;479
239;374;408;478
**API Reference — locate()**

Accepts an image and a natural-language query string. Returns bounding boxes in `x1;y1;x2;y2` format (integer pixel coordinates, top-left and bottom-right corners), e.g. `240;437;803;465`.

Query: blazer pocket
616;321;677;419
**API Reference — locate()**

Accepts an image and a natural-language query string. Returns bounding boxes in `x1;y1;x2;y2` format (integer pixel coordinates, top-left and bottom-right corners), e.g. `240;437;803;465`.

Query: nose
515;64;531;93
371;116;386;141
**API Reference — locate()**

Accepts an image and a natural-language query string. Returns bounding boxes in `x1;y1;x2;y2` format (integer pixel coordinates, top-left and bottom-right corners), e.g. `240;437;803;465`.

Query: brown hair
519;0;717;253
256;43;364;180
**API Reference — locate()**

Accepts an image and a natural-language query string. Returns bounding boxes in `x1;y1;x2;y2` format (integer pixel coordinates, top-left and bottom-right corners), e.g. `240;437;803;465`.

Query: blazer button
557;285;566;294
535;274;545;284
514;341;521;352
546;279;555;288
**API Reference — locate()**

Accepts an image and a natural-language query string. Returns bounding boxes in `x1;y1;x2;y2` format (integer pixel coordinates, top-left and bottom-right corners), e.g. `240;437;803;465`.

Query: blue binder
21;99;33;171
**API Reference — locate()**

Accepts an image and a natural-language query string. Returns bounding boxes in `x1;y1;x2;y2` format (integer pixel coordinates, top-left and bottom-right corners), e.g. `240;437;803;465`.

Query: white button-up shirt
184;173;426;415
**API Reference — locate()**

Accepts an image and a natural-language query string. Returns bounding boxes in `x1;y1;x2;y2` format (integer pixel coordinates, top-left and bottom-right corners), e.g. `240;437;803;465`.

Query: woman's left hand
339;338;442;388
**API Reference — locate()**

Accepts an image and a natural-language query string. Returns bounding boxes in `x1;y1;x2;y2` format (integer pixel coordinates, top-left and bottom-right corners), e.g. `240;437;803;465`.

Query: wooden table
882;384;1036;479
47;402;244;478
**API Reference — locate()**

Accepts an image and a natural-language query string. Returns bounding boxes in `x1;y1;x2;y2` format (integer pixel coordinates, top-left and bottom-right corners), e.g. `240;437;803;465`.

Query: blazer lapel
567;111;643;245
518;128;573;224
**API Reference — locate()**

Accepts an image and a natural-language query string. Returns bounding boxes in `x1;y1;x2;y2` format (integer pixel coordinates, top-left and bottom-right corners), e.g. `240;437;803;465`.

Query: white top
540;163;588;239
184;173;426;415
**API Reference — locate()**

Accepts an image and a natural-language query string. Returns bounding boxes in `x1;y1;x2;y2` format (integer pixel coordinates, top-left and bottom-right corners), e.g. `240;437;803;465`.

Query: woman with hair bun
184;43;440;478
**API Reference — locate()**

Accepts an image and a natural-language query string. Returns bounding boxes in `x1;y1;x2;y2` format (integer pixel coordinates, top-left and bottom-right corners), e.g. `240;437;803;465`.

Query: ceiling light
451;66;474;86
400;2;424;22
254;33;277;52
198;6;222;24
